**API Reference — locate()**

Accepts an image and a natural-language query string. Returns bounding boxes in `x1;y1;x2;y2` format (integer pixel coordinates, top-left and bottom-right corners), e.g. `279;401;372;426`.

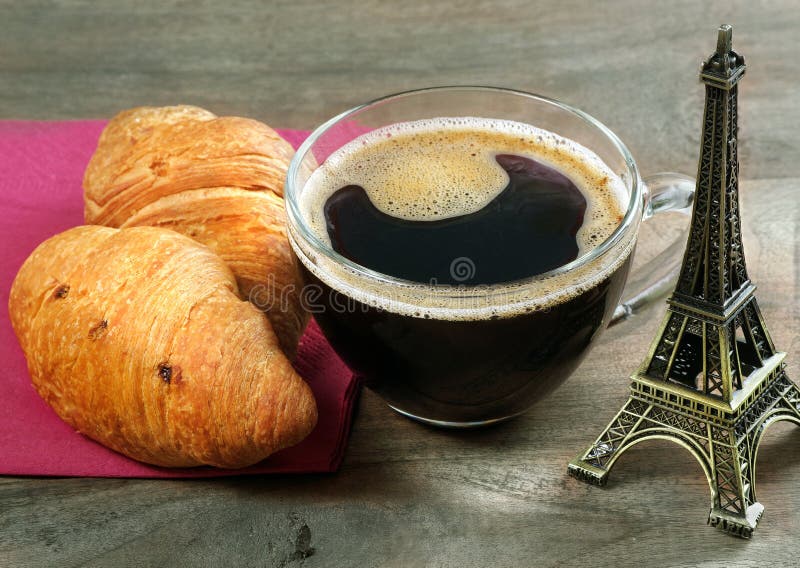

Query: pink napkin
0;121;359;478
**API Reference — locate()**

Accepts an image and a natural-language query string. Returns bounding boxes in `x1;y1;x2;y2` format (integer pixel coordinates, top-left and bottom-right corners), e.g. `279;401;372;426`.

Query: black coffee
324;154;587;285
296;118;631;424
301;262;631;423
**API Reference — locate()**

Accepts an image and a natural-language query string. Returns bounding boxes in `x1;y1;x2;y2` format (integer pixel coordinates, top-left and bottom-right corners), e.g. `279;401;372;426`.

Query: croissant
83;105;307;356
8;225;317;468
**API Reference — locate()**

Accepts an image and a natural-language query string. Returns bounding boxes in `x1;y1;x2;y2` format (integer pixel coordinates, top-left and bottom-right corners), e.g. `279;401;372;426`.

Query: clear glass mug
285;87;694;427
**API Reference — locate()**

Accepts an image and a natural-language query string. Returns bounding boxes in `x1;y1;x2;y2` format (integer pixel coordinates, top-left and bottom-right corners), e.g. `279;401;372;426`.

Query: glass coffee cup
284;87;694;427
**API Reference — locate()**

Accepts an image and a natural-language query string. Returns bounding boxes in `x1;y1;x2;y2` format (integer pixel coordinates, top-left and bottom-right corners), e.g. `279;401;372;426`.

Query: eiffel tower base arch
568;368;800;538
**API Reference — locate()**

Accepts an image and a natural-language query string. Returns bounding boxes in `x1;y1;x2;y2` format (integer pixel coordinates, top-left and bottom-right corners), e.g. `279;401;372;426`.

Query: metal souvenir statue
568;25;799;538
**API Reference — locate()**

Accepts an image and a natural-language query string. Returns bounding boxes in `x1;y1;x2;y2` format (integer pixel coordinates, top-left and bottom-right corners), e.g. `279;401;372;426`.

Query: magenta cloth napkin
0;121;359;478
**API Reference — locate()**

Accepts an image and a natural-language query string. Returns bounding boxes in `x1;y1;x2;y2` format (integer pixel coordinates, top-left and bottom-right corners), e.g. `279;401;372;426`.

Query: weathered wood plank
0;0;798;179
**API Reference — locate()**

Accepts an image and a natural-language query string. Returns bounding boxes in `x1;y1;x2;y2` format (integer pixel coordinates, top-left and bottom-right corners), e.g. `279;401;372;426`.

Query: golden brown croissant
83;105;307;356
9;225;317;468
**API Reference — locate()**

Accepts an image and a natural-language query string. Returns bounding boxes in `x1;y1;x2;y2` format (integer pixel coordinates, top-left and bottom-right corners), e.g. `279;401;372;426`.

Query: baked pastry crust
121;187;306;355
9;226;317;468
83;106;306;355
83;106;293;226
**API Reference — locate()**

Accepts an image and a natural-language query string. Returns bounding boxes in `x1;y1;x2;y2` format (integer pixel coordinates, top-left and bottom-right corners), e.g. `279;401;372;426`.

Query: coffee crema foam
292;117;638;321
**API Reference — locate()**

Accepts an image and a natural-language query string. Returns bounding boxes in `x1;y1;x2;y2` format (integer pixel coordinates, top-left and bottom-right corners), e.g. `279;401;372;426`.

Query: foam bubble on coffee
292;117;636;320
300;117;629;256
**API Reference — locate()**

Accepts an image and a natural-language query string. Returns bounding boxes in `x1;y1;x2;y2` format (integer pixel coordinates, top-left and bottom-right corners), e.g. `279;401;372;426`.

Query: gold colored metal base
567;460;608;487
708;504;763;539
568;361;800;539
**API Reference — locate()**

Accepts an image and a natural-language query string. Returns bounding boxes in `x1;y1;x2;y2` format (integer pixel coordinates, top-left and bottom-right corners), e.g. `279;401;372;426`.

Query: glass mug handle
610;172;695;325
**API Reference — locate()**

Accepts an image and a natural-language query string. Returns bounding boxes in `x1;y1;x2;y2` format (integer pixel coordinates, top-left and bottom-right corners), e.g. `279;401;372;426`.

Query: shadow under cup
285;87;644;427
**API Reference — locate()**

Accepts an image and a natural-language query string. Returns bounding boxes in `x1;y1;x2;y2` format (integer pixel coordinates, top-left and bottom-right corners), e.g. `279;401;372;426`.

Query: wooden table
2;1;798;566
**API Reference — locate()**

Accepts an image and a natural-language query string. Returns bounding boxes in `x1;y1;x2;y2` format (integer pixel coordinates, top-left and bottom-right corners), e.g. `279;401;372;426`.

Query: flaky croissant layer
9;226;317;468
83;105;308;356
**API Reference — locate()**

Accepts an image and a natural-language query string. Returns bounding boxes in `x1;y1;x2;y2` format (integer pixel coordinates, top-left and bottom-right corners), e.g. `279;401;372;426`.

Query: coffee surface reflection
324;154;590;285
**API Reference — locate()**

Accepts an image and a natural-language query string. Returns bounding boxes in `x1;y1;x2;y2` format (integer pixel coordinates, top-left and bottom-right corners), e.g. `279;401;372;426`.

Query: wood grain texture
2;0;799;180
1;1;799;566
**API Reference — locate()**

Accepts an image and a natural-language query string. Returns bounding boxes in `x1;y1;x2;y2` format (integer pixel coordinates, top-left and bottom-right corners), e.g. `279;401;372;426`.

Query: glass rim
284;85;641;294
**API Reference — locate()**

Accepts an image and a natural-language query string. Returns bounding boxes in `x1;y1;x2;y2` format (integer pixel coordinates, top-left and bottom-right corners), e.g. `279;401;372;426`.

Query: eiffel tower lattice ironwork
568;25;800;538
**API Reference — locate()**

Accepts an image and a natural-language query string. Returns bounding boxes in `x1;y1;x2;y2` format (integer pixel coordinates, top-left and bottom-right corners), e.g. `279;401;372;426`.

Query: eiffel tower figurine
568;24;800;538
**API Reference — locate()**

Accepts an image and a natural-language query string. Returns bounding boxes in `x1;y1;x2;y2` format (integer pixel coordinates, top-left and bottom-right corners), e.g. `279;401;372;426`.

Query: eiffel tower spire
568;25;800;538
676;23;747;304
